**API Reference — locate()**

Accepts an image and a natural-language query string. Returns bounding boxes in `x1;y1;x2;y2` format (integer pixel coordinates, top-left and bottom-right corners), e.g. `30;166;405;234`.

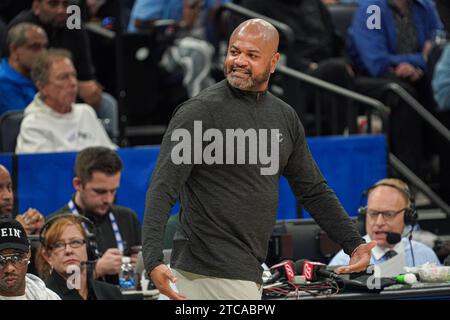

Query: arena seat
0;110;24;153
327;4;358;39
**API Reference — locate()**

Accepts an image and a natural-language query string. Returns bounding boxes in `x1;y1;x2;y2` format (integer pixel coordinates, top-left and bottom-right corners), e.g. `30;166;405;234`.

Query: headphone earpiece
357;206;367;221
40;214;99;262
403;203;418;226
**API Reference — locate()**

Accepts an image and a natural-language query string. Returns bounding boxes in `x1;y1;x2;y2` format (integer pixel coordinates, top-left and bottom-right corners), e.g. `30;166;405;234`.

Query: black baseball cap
0;219;30;253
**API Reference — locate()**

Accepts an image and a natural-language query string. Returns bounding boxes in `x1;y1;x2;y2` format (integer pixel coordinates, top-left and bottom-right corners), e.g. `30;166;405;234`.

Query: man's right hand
394;63;423;82
15;208;45;235
94;248;122;278
78;80;103;111
150;264;187;300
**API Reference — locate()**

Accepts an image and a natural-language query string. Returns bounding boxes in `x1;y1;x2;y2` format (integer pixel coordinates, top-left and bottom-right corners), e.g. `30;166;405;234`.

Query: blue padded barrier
14;135;386;221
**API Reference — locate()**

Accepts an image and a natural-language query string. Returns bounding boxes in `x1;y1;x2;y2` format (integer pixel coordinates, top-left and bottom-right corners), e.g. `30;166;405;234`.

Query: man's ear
36;81;45;93
32;0;41;16
270;52;280;74
73;177;82;192
9;44;19;57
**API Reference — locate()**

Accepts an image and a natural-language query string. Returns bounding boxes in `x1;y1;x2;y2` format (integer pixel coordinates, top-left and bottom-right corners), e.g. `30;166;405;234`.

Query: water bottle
119;257;135;290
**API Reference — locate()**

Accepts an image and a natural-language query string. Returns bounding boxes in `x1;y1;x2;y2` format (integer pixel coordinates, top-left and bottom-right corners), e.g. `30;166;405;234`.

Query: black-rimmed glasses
365;207;407;220
49;239;86;252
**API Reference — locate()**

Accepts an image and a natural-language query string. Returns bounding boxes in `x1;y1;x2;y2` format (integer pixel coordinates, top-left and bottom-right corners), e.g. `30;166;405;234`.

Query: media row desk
121;289;160;300
122;284;450;300
278;282;450;300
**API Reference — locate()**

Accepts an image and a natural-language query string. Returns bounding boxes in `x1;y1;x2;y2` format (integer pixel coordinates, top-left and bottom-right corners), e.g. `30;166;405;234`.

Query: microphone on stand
263;260;295;285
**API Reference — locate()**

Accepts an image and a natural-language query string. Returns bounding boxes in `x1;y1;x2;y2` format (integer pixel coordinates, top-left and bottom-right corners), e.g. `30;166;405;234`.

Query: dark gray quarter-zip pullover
143;80;364;284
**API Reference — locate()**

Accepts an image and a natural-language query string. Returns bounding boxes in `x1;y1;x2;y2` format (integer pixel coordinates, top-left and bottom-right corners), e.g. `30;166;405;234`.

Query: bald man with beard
142;19;376;300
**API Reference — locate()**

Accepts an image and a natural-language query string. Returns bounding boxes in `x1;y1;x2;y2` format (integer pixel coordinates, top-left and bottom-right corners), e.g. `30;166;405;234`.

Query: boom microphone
386;232;402;245
264;260;295;284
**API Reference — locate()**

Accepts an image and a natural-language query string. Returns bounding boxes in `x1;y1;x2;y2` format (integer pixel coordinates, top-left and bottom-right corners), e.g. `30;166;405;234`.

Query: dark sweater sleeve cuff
342;238;366;257
145;260;164;274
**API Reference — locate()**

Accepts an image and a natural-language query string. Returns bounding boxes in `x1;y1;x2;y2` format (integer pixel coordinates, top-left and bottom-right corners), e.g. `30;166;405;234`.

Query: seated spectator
0;165;13;220
348;0;442;79
128;0;228;97
0;218;60;299
36;215;123;300
9;0;119;140
0;22;47;115
49;146;141;285
329;178;440;267
0;164;45;276
0;165;45;236
347;0;443;174
16;49;116;154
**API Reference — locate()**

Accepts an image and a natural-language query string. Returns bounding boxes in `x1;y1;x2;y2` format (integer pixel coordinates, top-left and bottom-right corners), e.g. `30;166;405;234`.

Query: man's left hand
334;240;377;274
16;208;45;235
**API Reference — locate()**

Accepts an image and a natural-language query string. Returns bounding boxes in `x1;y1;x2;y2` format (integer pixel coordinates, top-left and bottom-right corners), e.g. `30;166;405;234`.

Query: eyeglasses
0;254;29;270
46;0;70;8
366;207;407;220
49;239;86;252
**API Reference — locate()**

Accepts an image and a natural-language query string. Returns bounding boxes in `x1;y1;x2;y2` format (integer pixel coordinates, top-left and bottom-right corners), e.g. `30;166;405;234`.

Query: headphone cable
408;224;416;267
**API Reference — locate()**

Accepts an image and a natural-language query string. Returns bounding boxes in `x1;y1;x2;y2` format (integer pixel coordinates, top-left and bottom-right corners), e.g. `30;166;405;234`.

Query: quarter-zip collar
226;80;268;104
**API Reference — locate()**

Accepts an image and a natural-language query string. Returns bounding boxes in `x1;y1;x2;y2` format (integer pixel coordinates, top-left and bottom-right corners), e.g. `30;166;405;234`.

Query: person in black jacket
36;214;123;300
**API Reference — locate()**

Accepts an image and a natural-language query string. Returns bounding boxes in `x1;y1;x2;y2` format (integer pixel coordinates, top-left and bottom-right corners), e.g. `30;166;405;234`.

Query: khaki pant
173;269;262;300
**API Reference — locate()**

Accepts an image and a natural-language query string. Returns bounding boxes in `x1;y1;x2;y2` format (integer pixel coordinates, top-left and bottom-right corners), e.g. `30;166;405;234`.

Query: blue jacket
127;0;231;32
432;44;450;111
0;58;37;115
347;0;443;76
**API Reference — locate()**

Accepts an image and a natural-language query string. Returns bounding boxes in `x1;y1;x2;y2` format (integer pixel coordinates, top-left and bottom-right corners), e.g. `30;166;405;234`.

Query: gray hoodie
0;274;61;300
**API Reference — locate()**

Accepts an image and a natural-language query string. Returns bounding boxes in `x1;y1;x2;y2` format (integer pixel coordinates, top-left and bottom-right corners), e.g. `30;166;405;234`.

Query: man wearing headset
329;178;440;267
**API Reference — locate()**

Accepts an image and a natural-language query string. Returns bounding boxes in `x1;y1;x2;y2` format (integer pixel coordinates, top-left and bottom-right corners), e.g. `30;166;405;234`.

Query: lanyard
68;200;125;253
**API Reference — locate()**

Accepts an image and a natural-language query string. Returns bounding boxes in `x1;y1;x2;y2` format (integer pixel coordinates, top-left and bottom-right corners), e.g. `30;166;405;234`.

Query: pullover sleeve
142;99;212;272
282;111;365;256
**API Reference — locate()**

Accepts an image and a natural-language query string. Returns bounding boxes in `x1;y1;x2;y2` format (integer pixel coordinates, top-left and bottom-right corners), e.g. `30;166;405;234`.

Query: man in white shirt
329;178;440;267
16;48;116;154
0;218;60;300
